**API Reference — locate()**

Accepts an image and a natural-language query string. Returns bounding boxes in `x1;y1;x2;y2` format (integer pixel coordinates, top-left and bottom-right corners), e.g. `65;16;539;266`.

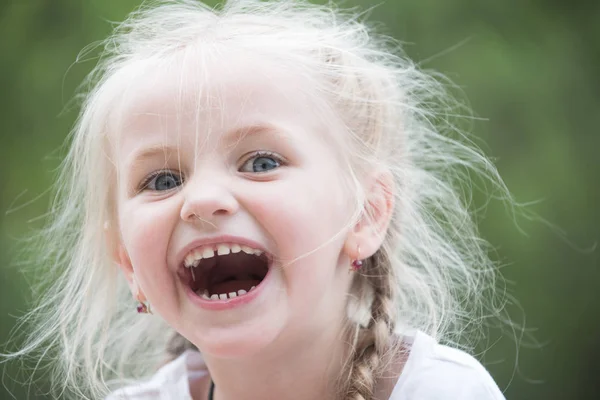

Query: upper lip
175;235;271;270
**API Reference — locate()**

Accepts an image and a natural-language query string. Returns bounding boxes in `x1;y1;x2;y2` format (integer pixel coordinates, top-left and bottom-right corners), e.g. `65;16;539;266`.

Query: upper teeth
184;243;263;268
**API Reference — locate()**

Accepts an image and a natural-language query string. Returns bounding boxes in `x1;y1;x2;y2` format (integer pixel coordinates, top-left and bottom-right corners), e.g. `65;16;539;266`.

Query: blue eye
142;171;183;191
240;152;283;173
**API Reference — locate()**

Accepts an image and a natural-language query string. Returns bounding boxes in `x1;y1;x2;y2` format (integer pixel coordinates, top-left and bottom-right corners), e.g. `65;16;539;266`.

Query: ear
104;221;145;301
344;169;394;260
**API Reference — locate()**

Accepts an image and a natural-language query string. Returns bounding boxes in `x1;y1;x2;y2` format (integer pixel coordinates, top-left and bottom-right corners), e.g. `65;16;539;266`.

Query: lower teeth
197;286;256;300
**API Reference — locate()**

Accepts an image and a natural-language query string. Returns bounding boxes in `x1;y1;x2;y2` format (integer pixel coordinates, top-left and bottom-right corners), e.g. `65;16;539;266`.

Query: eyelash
239;150;286;170
137;151;286;192
138;170;183;192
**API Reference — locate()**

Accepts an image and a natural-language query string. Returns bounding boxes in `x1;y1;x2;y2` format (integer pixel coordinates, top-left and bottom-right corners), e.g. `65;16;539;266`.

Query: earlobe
115;245;146;300
116;246;134;282
369;170;394;239
116;245;148;302
105;220;138;296
344;169;395;260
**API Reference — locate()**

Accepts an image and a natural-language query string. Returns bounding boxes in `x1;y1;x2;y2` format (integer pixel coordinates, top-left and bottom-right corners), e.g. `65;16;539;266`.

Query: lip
175;234;271;270
184;265;273;311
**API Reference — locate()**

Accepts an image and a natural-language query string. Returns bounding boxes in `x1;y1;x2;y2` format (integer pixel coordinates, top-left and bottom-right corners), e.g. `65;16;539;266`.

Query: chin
192;316;287;359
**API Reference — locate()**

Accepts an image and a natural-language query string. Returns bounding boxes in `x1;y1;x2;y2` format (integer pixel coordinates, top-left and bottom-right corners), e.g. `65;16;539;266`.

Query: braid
344;250;397;400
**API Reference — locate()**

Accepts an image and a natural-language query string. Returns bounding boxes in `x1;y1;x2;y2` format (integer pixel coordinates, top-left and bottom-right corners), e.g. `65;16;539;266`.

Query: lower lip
184;266;272;311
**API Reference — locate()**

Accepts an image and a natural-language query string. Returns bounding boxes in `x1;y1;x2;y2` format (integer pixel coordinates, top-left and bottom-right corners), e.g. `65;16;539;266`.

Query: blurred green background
1;0;598;399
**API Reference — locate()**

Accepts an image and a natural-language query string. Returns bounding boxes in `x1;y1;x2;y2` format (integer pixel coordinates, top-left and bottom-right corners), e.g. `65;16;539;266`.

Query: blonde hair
4;0;512;398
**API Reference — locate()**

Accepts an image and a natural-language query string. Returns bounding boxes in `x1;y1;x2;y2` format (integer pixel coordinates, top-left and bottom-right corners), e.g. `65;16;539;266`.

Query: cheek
243;168;351;295
118;199;178;279
118;198;183;316
249;176;348;256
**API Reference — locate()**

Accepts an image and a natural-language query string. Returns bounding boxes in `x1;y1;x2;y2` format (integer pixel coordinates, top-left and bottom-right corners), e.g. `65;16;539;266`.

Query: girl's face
111;56;356;357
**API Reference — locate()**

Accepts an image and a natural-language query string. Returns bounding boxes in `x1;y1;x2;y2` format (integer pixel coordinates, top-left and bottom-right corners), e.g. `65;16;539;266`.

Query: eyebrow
127;144;180;169
126;123;289;167
221;123;288;149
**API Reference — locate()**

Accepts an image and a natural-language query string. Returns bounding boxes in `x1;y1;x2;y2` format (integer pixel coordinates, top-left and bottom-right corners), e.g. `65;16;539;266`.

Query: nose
180;176;239;226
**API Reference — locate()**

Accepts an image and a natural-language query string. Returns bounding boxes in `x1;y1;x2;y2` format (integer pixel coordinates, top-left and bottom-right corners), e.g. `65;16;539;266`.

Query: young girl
7;0;510;398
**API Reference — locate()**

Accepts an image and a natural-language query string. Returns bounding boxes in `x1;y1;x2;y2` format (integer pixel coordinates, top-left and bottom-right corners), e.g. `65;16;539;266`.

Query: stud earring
350;245;363;272
136;301;152;314
132;276;152;314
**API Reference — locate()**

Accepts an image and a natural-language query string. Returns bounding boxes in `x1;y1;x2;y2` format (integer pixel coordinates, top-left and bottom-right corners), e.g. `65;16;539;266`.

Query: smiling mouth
180;244;270;301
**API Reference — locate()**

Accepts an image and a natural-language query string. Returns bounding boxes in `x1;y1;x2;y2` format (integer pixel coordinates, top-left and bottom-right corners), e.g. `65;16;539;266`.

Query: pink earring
350;245;363;272
133;278;152;314
136;300;152;314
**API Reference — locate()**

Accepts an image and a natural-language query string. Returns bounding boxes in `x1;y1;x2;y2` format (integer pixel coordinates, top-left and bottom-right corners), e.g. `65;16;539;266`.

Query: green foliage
1;0;598;398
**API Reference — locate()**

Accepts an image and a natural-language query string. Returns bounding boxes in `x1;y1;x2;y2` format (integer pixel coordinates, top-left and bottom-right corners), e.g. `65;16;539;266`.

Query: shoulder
390;331;505;400
105;350;208;400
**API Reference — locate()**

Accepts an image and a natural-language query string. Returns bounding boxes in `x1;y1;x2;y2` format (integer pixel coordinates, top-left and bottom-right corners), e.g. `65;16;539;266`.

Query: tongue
210;279;261;295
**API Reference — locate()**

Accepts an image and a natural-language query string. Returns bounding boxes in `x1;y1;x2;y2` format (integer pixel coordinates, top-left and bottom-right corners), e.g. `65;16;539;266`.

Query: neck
203;318;350;400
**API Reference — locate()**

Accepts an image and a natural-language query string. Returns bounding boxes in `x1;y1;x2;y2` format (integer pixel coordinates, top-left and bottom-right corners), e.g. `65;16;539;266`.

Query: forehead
107;49;336;157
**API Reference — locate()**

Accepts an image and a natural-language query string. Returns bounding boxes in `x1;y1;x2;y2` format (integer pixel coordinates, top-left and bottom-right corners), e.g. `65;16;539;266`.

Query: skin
110;51;394;400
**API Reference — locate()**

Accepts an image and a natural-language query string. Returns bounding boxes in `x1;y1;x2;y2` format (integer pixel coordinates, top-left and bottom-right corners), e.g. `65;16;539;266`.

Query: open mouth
180;243;270;301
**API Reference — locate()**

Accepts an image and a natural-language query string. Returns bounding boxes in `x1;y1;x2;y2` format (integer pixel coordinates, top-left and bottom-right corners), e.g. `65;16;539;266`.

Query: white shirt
107;331;505;399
